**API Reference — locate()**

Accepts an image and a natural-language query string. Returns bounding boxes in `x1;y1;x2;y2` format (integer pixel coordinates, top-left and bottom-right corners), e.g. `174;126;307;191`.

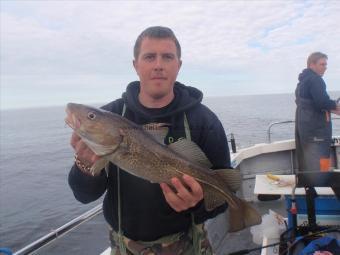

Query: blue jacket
295;68;336;112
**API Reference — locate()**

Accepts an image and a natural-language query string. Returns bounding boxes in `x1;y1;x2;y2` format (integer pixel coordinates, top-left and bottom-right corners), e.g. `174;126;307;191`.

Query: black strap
305;186;318;230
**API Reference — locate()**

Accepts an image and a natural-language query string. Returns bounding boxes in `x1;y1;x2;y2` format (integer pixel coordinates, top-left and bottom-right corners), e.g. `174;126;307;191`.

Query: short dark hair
307;52;328;67
134;26;181;59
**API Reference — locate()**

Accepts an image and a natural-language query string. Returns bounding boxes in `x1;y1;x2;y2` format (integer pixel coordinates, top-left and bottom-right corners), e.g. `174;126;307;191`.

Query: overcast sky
1;1;340;109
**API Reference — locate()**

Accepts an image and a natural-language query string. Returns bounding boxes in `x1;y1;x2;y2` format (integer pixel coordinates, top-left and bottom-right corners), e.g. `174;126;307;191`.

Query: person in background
68;26;231;254
295;52;340;173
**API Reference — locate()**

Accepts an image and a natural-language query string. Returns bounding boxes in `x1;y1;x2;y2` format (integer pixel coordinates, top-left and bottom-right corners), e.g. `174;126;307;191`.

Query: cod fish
65;103;262;232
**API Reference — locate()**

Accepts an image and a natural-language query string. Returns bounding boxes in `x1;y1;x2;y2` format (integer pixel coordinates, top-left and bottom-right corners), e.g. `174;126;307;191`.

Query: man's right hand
70;132;100;168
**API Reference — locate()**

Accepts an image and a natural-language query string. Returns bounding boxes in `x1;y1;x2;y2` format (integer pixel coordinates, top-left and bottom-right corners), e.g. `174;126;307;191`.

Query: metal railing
267;117;340;143
13;204;102;255
267;120;295;143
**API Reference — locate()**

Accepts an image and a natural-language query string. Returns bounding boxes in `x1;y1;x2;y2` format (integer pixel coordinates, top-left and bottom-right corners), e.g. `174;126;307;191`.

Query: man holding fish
67;26;261;255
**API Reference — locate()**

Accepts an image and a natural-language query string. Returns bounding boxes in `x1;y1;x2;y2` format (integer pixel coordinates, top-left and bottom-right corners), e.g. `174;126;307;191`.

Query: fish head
65;103;124;156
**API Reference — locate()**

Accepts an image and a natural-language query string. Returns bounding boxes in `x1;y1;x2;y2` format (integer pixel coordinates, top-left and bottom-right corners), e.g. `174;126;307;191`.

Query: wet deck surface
207;199;286;255
32;199;287;255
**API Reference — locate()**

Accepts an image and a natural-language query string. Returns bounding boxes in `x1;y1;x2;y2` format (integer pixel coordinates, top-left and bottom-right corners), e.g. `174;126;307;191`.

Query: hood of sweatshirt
298;68;319;83
122;81;203;121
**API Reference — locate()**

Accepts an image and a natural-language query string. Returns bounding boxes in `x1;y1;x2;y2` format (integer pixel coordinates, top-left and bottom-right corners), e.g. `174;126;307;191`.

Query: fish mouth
64;107;80;130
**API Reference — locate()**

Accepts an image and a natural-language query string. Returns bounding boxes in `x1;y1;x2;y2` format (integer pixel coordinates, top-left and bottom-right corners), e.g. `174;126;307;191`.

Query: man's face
133;37;182;100
310;58;327;76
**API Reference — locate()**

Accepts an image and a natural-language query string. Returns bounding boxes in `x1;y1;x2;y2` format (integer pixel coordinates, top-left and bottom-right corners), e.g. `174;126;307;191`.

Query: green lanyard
184;113;203;255
116;104;127;255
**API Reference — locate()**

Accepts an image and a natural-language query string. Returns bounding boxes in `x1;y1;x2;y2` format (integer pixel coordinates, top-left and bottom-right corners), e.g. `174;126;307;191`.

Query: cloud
1;1;339;109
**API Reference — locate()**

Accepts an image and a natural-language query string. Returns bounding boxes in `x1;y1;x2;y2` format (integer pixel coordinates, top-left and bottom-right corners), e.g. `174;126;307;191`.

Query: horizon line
1;90;340;111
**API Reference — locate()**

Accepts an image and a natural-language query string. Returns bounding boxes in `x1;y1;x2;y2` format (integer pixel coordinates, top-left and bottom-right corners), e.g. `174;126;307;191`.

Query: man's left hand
160;174;204;212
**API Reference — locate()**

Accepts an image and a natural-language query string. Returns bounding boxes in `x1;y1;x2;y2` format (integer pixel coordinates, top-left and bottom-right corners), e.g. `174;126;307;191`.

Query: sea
1;92;340;253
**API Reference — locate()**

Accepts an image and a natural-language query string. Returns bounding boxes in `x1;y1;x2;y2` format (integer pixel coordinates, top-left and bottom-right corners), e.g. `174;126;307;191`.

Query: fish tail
228;197;262;232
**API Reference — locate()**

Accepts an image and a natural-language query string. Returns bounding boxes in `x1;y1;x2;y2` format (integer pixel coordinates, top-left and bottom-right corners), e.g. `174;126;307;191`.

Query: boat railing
267;120;295;143
267;117;340;143
13;204;102;255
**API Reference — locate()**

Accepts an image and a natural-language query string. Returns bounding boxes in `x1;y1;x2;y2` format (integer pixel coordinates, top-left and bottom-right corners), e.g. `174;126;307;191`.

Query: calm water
1;92;339;251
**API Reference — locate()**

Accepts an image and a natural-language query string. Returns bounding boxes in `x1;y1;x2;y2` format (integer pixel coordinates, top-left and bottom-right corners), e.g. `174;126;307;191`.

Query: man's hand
160;174;203;212
70;132;100;168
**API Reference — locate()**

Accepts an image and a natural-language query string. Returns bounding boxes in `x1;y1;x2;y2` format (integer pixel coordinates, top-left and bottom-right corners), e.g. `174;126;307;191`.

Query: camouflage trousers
109;224;213;255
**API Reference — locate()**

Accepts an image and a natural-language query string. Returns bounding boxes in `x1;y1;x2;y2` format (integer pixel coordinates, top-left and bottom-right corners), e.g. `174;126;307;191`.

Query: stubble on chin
150;91;168;100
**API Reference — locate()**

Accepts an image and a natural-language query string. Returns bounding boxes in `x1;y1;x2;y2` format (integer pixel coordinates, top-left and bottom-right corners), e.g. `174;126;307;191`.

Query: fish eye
87;112;96;120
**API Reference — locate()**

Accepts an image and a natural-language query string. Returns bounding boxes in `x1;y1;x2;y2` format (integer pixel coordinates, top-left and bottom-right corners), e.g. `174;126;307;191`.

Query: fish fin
212;169;242;192
142;123;170;144
168;139;213;168
228;198;262;232
90;157;109;176
203;184;227;211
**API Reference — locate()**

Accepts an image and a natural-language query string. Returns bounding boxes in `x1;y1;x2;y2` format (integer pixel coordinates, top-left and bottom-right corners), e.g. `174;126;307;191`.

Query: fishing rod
227;226;340;255
226;133;237;153
13;204;102;255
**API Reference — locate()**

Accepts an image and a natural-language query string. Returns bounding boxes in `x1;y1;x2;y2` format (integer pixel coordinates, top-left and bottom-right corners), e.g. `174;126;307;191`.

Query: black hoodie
68;81;230;241
295;68;336;111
